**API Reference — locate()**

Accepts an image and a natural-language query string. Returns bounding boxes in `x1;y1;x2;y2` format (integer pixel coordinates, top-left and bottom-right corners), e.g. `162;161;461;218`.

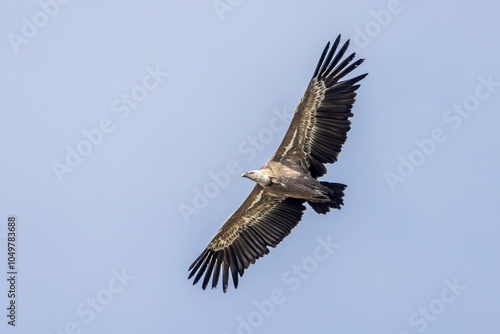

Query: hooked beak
241;173;248;178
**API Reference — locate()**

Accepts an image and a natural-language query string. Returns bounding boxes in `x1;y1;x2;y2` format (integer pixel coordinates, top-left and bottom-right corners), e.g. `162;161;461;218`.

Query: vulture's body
188;35;367;292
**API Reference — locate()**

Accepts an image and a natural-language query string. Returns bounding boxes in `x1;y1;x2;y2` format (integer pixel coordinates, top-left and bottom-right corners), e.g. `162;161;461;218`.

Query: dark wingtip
188;259;196;271
356;73;369;81
312;41;330;78
333;34;341;47
233;275;239;289
314;35;361;81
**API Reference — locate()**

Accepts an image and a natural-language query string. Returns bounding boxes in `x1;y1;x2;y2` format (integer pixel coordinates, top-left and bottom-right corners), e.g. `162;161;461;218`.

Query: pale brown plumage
188;35;367;292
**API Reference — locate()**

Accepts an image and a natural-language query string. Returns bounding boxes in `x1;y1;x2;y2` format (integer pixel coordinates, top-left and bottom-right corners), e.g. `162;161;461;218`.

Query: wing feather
192;253;210;285
211;252;222;289
270;35;367;177
202;253;216;290
222;249;230;291
188;185;306;292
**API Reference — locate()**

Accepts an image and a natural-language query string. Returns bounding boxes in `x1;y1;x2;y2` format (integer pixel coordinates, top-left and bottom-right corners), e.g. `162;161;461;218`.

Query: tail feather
308;182;346;214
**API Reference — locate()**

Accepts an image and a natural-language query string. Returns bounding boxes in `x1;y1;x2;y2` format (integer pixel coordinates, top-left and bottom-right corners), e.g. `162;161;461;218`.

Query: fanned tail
307;182;346;214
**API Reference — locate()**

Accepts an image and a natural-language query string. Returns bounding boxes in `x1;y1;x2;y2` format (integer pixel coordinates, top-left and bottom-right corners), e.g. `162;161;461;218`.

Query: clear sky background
1;1;499;333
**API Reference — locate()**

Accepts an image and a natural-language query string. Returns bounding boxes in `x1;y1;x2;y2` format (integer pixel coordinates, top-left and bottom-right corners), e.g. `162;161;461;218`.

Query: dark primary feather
312;41;330;78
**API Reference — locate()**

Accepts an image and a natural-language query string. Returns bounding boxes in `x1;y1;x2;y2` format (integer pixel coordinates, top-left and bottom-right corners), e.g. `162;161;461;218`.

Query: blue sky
1;1;499;333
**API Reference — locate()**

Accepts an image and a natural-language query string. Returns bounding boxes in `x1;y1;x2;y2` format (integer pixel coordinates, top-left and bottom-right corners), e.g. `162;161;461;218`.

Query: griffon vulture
188;35;367;292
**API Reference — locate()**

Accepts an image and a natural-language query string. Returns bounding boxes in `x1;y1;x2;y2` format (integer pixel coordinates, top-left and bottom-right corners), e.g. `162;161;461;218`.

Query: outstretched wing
188;185;306;292
271;35;367;178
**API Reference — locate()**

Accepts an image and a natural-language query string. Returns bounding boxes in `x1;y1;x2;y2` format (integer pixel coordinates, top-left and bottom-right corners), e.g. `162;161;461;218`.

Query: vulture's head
241;170;271;186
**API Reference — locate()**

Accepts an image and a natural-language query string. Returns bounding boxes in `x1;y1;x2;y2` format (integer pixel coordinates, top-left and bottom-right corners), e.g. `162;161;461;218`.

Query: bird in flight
188;35;367;292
